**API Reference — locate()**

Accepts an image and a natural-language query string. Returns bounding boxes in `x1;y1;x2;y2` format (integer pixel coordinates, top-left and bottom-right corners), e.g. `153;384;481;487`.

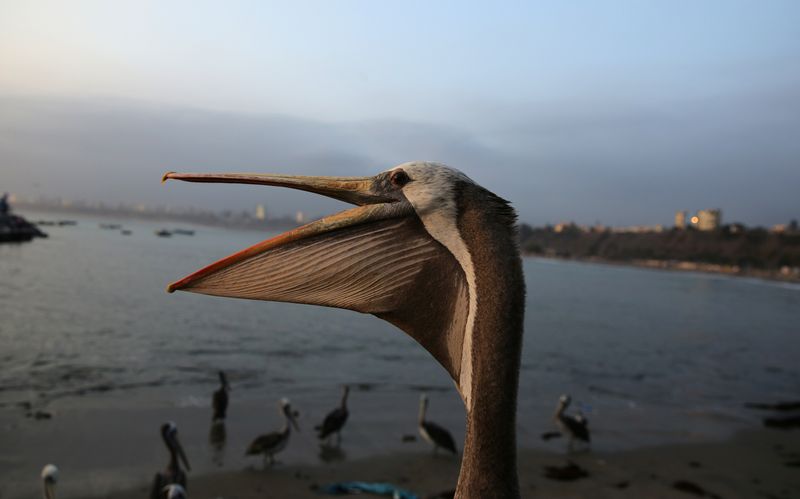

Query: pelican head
41;464;58;499
163;161;525;497
164;162;518;399
160;421;191;471
280;398;300;431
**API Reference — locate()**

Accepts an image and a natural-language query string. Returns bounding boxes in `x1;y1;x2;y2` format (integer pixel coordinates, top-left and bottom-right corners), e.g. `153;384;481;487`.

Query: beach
92;429;799;499
2;215;799;498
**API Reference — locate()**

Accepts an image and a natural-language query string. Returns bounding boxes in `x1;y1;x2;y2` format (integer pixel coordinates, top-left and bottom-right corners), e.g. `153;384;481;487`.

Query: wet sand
96;429;799;499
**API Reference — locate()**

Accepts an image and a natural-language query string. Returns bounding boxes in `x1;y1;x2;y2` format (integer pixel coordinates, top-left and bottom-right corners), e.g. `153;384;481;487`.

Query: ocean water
1;211;799;496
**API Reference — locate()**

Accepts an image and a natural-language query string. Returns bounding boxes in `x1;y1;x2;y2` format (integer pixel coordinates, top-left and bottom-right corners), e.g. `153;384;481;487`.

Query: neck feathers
454;181;525;498
555;398;569;419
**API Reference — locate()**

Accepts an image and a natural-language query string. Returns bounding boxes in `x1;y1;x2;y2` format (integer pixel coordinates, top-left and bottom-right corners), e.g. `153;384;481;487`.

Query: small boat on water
37;219;77;227
155;229;173;237
99;223;122;230
121;229;133;236
172;229;195;236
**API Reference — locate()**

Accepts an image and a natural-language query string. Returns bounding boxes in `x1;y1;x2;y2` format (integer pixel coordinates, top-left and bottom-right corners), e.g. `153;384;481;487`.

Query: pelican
419;394;457;455
164;161;526;497
163;484;187;499
41;464;58;499
151;422;191;499
316;385;349;445
553;394;590;452
246;398;299;465
212;370;229;422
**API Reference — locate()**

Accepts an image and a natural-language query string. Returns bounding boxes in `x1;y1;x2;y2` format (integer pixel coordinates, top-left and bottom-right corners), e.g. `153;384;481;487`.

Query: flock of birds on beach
36;370;590;498
36;161;583;499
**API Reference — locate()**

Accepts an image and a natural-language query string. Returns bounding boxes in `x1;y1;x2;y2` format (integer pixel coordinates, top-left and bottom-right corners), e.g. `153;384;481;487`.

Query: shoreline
525;254;800;285
92;428;799;499
18;206;799;284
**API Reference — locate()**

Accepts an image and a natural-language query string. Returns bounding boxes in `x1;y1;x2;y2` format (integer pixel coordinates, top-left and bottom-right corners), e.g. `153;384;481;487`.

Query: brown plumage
245;398;299;466
316;385;349;444
164;162;526;498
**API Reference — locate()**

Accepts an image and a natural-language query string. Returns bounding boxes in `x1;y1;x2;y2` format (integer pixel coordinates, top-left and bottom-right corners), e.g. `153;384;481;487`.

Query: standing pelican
41;464;58;499
212;371;229;422
164;161;526;497
553;394;590;452
419;394;457;455
246;398;299;465
151;422;191;499
316;385;349;445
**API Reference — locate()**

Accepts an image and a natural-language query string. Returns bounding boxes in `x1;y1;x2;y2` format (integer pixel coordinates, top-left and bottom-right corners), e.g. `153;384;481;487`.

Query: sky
1;1;799;226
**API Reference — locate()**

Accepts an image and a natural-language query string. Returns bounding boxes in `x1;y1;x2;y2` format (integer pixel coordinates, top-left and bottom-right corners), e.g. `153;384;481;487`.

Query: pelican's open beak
161;171;425;311
162;169;468;381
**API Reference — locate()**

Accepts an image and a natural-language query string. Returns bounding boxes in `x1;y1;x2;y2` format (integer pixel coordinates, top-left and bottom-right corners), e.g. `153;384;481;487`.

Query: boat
155;229;172;237
172;229;195;236
99;223;122;230
121;229;133;236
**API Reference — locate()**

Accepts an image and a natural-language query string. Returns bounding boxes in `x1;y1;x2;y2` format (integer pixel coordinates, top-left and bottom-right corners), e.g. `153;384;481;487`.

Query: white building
255;204;266;221
695;209;722;231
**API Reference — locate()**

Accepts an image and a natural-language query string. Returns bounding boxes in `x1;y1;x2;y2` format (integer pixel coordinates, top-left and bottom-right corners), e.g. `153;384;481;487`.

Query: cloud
1;90;798;226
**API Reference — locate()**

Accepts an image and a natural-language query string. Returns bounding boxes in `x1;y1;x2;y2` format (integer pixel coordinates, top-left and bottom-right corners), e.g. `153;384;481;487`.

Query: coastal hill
519;223;800;281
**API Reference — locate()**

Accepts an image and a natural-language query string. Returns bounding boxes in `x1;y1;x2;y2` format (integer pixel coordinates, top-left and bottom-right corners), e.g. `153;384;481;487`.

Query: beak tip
161;171;176;184
166;283;177;293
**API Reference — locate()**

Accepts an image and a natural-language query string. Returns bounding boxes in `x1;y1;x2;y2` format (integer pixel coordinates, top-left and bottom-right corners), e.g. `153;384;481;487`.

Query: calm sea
1;210;798;496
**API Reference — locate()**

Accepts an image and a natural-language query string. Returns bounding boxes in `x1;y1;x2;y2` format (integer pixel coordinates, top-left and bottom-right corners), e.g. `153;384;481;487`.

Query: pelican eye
390;170;410;187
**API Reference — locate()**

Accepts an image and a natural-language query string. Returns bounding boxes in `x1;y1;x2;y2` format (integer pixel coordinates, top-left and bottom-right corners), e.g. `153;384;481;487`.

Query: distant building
255;204;266;221
695;209;722;231
553;222;571;233
675;210;687;229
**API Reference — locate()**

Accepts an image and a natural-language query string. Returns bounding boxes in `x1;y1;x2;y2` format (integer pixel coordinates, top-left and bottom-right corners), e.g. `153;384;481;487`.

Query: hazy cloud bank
1;91;798;226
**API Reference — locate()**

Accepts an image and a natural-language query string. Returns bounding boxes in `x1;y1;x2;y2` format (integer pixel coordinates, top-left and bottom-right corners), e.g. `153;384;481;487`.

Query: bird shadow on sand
542;461;590;482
